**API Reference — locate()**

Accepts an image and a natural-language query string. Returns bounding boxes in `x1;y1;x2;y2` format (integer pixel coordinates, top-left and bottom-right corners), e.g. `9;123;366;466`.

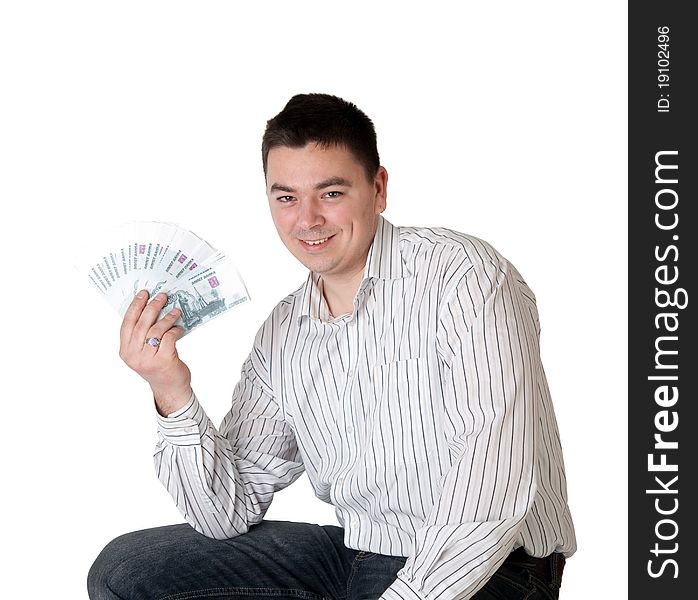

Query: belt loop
550;553;565;587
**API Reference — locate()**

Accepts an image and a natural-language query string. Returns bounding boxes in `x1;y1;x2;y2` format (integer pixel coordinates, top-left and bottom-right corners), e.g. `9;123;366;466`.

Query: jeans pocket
347;553;406;600
526;572;560;600
473;568;536;600
354;551;378;562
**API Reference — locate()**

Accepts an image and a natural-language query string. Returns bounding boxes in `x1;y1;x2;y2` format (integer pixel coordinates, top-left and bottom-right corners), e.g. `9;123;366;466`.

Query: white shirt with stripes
154;216;576;600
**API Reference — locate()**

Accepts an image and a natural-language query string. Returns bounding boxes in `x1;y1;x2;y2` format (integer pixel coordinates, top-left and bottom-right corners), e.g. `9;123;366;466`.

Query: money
78;221;250;336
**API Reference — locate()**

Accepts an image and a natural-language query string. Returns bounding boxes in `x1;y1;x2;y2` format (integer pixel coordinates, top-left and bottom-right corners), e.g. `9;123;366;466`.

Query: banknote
79;221;250;337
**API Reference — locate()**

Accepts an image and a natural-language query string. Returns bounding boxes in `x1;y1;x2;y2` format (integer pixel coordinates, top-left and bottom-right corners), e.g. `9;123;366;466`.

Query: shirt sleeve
381;258;540;600
154;346;305;540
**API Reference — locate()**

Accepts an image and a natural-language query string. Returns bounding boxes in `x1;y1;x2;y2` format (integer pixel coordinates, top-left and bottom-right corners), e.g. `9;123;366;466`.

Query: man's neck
320;268;365;318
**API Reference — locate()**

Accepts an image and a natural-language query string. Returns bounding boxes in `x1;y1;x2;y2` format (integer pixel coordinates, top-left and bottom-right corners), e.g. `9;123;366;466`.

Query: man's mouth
299;234;334;249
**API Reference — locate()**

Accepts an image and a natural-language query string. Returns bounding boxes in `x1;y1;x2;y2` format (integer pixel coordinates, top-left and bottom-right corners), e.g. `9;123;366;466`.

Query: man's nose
297;198;325;229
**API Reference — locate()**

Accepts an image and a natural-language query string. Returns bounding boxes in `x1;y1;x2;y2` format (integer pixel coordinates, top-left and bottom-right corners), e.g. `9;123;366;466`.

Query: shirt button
351;519;359;528
184;426;195;433
346;426;354;434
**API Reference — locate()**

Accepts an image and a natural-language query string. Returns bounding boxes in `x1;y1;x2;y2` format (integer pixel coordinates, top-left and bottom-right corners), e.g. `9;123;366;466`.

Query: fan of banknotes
78;221;250;337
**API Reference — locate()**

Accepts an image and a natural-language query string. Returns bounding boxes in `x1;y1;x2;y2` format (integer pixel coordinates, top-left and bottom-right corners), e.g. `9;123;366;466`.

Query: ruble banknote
78;221;250;337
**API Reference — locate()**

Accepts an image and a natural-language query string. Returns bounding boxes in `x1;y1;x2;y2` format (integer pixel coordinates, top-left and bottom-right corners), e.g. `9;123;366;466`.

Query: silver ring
145;337;161;348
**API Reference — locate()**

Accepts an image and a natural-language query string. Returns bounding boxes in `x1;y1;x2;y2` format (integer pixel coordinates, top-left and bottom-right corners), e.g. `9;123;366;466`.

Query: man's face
265;143;387;282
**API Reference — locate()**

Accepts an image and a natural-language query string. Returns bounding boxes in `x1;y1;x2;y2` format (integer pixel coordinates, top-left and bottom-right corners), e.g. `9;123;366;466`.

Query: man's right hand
119;290;193;416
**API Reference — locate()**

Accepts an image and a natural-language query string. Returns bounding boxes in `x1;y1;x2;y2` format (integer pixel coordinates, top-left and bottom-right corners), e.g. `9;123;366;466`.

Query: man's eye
277;196;295;203
324;191;342;199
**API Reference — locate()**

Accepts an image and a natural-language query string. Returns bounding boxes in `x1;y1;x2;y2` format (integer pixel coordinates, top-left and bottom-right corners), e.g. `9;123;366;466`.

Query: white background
0;2;627;598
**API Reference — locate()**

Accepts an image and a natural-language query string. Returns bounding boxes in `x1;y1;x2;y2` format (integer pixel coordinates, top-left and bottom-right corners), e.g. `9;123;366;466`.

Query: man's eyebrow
315;176;351;190
269;183;295;193
269;177;352;194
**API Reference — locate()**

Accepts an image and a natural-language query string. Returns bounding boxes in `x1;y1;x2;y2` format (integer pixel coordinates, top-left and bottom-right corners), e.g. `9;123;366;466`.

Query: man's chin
299;258;334;274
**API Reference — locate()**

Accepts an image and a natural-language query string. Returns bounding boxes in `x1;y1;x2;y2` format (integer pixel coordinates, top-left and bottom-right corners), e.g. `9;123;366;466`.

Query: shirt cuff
380;577;424;600
156;390;206;446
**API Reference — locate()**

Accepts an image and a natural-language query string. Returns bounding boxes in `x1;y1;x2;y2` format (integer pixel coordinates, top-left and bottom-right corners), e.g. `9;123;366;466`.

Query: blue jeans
88;521;562;600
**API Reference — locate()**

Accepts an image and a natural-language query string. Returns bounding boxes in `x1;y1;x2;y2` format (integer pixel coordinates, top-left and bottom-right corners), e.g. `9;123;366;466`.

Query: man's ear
374;166;388;214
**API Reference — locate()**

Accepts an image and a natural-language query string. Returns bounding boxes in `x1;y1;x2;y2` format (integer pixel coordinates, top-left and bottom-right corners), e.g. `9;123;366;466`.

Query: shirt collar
364;215;409;281
299;216;410;322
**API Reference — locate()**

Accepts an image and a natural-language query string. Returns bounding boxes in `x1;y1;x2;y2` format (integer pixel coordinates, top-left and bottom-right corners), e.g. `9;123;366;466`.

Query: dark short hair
262;93;380;182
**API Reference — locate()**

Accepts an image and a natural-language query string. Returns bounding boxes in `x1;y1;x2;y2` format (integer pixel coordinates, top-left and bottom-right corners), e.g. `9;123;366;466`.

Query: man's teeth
304;238;329;245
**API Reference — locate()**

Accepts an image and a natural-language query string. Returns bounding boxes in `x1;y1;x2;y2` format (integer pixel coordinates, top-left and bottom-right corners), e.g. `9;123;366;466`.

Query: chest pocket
368;356;444;468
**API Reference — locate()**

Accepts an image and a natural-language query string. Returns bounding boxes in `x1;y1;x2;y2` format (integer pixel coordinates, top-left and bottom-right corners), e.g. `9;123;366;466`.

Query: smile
303;238;329;245
299;235;335;248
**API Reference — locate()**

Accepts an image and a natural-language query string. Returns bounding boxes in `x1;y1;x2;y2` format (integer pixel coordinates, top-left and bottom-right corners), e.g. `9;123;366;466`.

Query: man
89;94;576;600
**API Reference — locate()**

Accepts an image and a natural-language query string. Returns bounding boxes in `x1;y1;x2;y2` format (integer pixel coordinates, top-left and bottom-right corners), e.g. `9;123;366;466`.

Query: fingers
130;292;171;346
144;307;182;346
120;290;180;358
156;325;186;358
117;290;191;399
120;289;149;349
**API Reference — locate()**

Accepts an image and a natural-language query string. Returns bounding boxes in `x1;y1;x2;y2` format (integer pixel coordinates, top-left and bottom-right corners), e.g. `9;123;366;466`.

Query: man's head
262;94;387;285
262;93;380;184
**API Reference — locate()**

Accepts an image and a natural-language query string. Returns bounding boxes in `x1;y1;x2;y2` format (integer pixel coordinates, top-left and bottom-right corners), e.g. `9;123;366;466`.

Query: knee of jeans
87;533;134;600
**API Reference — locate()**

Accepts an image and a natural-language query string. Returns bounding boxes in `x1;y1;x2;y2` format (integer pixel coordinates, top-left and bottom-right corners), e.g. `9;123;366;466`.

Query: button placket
333;311;361;500
341;314;359;399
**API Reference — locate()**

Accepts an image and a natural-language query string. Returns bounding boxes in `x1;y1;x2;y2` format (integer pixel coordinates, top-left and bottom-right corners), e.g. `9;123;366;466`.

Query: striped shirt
154;216;576;600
